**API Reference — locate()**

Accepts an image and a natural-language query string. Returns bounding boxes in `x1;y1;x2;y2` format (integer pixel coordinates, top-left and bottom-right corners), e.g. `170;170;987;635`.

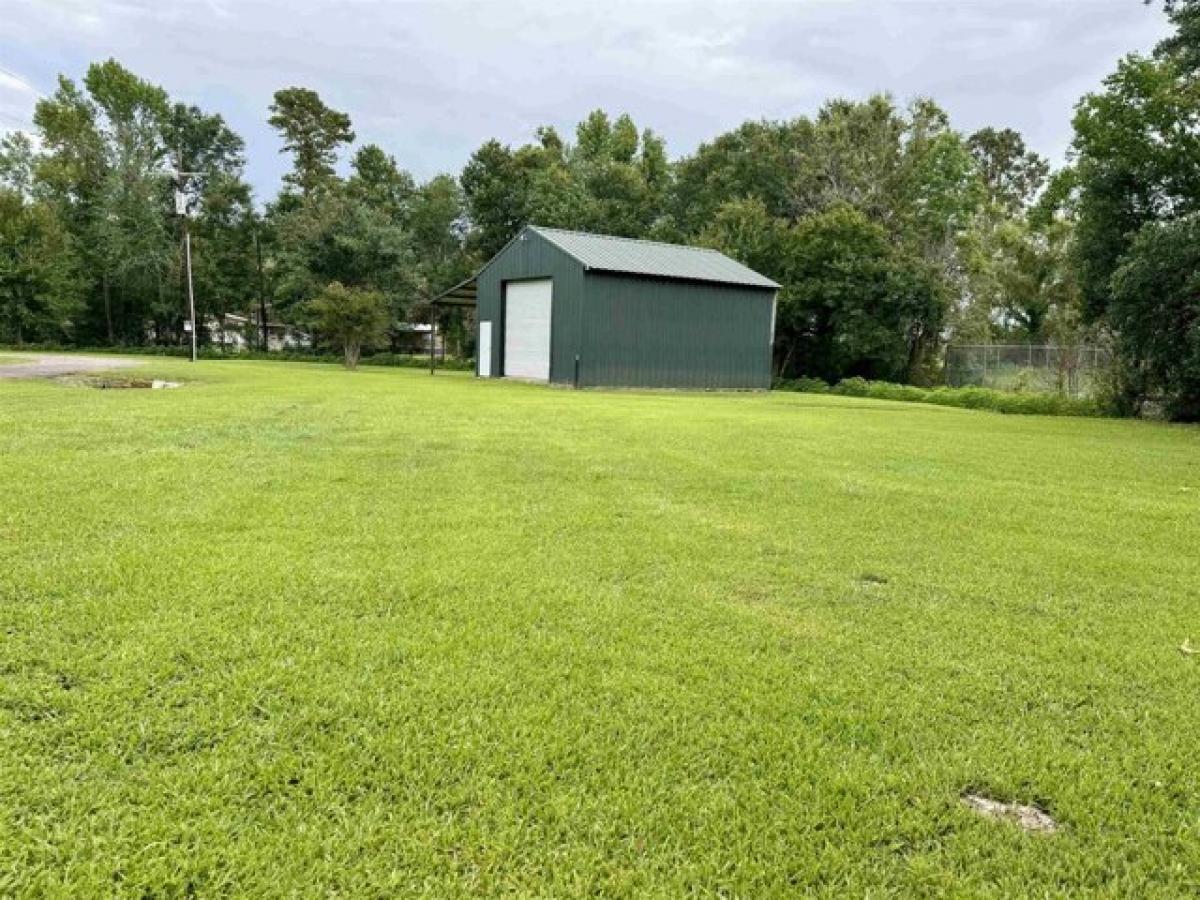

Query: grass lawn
2;359;1199;896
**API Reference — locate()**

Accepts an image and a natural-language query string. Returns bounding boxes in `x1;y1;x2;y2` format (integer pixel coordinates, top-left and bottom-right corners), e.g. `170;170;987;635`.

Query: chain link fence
945;344;1112;397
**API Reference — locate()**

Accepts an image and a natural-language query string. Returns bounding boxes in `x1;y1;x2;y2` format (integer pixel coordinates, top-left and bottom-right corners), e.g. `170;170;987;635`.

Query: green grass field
3;358;1199;896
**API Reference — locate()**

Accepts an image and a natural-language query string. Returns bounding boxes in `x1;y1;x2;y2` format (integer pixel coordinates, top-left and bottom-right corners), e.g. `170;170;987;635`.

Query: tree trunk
779;340;798;380
9;287;22;345
345;341;360;370
102;273;114;345
155;274;166;344
255;231;268;352
906;329;925;384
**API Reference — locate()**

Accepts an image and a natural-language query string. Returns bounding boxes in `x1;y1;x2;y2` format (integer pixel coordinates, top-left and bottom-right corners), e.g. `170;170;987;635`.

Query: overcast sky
0;0;1173;199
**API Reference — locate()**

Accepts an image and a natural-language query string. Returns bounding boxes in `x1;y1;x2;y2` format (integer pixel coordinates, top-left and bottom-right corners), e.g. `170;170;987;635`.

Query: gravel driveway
0;354;146;380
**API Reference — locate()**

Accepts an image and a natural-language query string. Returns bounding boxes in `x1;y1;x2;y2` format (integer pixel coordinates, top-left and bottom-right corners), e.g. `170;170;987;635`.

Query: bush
777;376;1104;418
832;377;871;397
773;376;829;394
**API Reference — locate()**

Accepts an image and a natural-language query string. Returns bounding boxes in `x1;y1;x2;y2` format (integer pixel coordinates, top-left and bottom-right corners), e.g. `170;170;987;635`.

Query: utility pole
171;152;205;363
184;228;197;363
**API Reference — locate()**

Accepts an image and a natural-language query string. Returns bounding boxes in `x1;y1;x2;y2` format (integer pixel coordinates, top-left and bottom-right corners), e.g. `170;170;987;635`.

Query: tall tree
1153;0;1200;72
33;60;172;343
460;139;530;258
409;174;469;293
0;132;37;197
268;88;354;196
784;204;946;382
967;127;1050;214
1058;1;1200;416
347;144;415;223
1069;52;1200;319
1109;213;1200;420
0;188;84;343
270;187;415;327
461;111;671;254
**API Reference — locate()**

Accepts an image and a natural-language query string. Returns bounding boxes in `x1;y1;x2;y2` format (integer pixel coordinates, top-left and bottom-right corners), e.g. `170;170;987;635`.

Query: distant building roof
529;226;780;290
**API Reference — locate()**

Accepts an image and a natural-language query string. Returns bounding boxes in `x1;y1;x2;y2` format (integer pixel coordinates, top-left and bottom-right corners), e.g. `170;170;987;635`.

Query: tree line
1;1;1197;417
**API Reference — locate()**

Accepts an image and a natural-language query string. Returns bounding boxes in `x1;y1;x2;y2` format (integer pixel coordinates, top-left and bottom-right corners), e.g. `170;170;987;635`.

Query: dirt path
0;354;146;380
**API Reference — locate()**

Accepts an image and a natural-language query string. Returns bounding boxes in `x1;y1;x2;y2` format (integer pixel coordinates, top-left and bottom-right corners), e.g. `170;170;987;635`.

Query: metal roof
529;226;780;290
433;275;477;306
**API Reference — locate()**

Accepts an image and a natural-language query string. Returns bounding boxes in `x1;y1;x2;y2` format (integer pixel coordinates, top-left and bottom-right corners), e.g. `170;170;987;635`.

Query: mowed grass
2;360;1199;897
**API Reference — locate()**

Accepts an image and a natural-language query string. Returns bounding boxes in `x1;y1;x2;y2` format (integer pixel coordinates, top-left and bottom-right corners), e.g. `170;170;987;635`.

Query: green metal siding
579;272;775;389
475;229;585;383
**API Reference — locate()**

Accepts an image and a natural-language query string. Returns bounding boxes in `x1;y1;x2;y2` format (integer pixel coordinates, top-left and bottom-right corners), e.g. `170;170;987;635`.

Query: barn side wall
579;272;776;389
475;230;585;384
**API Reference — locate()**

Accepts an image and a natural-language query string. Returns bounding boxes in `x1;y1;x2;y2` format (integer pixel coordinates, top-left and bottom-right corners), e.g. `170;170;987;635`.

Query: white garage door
504;279;552;381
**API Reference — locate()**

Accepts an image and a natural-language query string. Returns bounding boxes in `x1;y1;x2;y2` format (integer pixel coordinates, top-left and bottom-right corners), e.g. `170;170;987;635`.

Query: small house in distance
437;226;779;389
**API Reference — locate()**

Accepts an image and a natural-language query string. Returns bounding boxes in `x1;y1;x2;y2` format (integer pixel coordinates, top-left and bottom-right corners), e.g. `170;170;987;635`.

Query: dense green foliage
1066;0;1200;416
0;175;83;340
778;375;1103;417
0;3;1196;413
267;87;355;197
2;359;1199;893
306;281;390;369
1109;214;1200;420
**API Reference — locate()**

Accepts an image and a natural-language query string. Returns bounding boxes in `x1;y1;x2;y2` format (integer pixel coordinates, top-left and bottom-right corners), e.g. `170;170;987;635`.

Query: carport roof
432;275;478;306
529;226;780;290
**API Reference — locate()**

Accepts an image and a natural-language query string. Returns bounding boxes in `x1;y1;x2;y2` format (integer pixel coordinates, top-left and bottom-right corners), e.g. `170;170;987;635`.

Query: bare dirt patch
57;375;181;390
962;792;1058;833
0;354;146;380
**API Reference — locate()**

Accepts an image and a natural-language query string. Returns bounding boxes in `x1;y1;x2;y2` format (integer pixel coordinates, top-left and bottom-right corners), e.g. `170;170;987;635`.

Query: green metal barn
436;226;779;389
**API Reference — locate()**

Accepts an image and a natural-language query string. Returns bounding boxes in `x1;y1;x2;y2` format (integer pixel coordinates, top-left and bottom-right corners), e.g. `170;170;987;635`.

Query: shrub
774;376;829;394
832;377;871;397
777;376;1104;418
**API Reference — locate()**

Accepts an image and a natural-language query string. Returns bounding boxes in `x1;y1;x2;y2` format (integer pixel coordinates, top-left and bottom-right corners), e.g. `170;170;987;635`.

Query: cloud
0;0;1174;196
0;67;43;138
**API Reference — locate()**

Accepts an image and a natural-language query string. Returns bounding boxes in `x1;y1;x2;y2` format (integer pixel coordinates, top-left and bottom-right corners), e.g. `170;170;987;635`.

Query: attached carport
429;276;477;374
434;273;553;381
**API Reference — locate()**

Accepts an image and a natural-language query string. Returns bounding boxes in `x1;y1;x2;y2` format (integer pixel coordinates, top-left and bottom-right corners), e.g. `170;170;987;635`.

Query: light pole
184;227;197;363
171;157;205;363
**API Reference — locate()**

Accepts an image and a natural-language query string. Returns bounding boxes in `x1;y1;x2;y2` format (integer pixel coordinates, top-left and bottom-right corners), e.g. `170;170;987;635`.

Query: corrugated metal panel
531;226;780;289
580;272;775;389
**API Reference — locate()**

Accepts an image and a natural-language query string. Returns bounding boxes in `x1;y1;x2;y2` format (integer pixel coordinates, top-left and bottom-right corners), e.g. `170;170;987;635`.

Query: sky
0;0;1174;200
